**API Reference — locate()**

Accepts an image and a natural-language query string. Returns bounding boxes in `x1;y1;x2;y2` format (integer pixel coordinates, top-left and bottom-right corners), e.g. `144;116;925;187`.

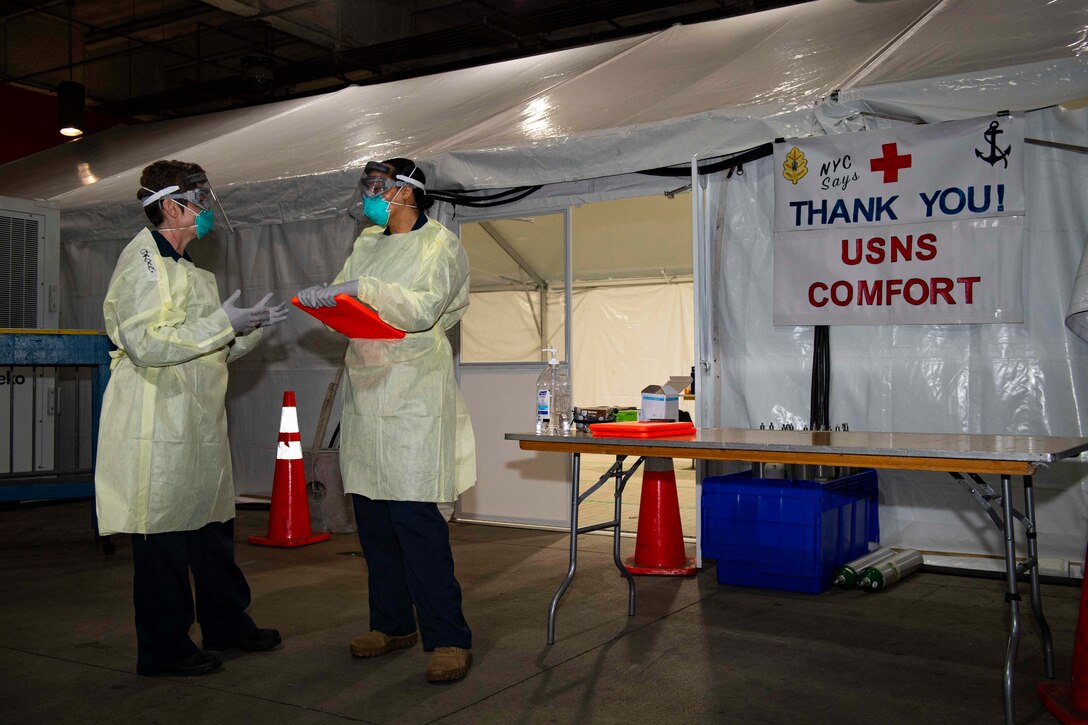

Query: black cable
429;186;543;207
430;186;536;202
638;143;774;178
424;142;774;211
810;325;830;430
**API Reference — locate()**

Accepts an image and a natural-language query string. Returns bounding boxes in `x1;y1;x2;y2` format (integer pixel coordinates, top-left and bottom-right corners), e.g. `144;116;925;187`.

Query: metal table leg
546;453;643;644
548;451;581;645
612;455;636;616
952;470;1051;724
1023;474;1055;679
1001;473;1022;725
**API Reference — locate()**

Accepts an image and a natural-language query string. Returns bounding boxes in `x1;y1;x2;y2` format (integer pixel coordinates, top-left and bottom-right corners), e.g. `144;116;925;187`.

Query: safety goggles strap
395;174;425;191
364;161;395;177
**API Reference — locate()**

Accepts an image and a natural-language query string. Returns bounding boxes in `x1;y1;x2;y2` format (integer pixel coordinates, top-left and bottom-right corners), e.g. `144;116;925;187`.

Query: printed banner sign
772;114;1025;325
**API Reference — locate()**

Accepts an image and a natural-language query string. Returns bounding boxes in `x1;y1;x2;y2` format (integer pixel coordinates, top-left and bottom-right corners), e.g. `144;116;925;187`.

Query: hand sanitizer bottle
535;348;571;434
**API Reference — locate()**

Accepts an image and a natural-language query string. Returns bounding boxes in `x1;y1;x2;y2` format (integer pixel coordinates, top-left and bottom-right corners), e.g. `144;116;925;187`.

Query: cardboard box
668;375;693;395
639;374;691;421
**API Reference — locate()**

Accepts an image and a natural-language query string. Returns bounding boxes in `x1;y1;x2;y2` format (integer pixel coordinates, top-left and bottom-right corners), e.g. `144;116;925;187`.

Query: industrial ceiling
1;0;807;122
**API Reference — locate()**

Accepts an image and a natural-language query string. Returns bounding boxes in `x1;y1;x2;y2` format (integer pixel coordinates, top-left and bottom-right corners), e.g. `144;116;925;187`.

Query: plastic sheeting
3;0;1086;229
713;106;1088;573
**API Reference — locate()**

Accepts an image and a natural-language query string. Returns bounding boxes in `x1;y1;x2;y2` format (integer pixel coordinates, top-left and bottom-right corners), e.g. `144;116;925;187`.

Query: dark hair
137;159;207;226
381;157;433;212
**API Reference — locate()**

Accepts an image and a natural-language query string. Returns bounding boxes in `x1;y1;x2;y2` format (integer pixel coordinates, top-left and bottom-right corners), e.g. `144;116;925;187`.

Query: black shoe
204;627;282;652
138;650;223;677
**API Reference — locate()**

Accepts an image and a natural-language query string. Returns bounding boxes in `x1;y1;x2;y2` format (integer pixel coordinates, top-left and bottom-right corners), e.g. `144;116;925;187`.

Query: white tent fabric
3;0;1086;218
713;106;1088;572
1;0;1087;568
463;284;694;410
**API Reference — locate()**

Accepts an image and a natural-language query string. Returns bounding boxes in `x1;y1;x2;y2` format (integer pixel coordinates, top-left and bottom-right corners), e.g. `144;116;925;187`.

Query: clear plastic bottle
535;348;572;435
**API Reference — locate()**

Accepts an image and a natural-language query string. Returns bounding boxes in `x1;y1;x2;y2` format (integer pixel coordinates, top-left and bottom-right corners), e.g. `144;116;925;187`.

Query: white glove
222;290;273;333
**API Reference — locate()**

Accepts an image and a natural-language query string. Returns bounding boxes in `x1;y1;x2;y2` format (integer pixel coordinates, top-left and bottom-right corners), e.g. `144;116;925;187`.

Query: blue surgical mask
363;194;390;226
195;208;215;238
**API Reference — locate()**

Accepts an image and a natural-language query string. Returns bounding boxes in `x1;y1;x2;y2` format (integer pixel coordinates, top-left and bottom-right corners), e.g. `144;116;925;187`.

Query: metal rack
0;329;110;502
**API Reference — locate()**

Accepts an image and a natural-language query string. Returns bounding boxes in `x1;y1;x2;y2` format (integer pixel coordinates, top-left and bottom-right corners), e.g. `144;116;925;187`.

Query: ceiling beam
0;0;242;79
195;0;339;50
89;0;810;118
480;222;548;290
0;0;64;22
83;4;217;45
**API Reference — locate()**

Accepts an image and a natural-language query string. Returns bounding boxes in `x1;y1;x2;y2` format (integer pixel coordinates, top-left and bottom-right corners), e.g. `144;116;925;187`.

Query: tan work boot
426;646;472;682
349;630;418;658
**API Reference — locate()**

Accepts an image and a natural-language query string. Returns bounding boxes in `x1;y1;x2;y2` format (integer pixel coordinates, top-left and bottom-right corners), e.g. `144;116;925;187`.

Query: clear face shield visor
164;187;213;211
144;173;235;232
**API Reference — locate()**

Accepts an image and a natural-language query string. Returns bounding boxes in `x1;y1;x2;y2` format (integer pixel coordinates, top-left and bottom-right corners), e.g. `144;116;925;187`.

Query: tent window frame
457;206;573;370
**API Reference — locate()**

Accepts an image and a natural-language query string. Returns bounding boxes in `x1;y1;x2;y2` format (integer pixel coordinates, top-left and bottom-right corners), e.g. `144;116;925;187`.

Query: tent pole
540;286;548;354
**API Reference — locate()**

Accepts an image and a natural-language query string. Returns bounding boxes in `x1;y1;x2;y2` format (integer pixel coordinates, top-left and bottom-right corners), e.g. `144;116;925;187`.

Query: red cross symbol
869;142;912;183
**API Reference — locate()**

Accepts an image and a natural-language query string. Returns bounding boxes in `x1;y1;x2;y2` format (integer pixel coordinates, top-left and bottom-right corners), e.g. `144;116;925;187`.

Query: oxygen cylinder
858;549;924;592
832;547;897;589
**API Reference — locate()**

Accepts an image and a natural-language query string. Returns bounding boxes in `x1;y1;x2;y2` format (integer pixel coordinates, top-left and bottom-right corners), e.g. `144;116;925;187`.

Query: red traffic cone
1037;543;1088;723
249;391;331;548
624;457;695;576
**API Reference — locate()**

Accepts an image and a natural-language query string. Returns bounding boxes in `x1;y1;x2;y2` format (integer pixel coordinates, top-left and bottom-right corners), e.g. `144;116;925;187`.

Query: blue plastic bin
701;469;879;594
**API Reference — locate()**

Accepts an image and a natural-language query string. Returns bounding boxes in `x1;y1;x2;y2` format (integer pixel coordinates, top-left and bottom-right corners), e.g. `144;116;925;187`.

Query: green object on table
615;409;638;422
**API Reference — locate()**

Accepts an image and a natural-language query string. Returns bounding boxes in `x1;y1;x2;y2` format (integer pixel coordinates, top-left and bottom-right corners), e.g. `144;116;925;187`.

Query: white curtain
464;284;694;411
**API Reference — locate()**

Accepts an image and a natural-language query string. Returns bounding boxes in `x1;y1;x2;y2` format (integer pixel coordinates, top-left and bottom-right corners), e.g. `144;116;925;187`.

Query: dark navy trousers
352;496;472;650
131;519;257;674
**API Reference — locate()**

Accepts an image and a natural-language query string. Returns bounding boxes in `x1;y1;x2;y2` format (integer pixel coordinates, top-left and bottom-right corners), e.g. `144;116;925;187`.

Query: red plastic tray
292;293;405;339
588;421;696;438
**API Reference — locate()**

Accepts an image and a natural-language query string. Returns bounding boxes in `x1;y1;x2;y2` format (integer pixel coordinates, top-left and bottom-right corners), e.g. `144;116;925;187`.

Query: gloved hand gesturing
266;299;291;325
222;290;279;333
296;280;359;308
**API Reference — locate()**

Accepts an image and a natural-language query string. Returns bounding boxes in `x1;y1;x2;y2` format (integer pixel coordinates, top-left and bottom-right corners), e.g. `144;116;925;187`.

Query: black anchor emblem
975;120;1011;168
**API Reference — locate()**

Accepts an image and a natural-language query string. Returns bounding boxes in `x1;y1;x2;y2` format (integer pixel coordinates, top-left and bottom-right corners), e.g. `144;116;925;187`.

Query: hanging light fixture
58;81;84;137
57;1;84;137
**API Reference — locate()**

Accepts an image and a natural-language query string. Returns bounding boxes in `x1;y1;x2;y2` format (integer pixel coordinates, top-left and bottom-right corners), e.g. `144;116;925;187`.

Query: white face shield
141;172;235;233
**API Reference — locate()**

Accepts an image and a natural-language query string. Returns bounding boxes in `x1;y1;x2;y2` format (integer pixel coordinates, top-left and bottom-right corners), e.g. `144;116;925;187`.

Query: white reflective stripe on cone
277;440;304;460
280;406;299;433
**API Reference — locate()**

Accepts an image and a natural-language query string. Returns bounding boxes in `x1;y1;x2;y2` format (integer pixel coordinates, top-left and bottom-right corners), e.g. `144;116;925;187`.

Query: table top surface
506;428;1088;463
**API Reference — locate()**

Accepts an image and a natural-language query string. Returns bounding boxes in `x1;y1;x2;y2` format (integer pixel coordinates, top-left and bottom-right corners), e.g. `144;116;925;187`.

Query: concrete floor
0;500;1081;725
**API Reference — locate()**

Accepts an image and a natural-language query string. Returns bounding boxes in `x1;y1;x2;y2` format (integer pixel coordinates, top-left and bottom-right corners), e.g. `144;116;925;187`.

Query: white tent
2;0;1086;571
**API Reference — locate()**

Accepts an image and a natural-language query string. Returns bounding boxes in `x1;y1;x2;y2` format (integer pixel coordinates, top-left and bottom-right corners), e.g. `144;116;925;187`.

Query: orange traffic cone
249;391;331;548
624;457;696;576
1037;543;1088;723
